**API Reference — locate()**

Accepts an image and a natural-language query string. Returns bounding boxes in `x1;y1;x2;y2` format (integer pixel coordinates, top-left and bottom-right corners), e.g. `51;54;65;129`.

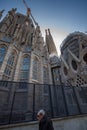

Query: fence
0;81;87;125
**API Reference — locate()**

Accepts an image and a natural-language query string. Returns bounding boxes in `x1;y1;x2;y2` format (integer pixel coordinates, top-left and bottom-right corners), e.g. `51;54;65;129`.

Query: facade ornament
61;56;69;70
68;48;80;63
8;8;17;16
8;8;17;22
13;24;21;40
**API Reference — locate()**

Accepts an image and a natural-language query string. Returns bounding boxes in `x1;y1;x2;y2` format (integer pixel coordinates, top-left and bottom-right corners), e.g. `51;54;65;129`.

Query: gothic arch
0;43;8;48
12;48;18;55
0;44;8;49
22;54;30;58
33;55;40;61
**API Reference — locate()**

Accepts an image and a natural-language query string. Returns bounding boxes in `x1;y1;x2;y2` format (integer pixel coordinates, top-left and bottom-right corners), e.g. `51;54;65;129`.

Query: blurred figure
37;109;54;130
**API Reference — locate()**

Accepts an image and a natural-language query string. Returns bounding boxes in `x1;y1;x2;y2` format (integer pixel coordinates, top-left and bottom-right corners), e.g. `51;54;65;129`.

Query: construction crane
23;0;38;26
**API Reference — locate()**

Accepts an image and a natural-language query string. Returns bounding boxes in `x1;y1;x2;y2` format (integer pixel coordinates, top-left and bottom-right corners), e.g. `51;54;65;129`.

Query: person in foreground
37;109;54;130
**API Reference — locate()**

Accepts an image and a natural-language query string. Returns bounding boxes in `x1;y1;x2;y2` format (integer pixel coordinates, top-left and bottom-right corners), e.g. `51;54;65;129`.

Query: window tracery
33;57;39;80
19;56;30;82
3;51;17;81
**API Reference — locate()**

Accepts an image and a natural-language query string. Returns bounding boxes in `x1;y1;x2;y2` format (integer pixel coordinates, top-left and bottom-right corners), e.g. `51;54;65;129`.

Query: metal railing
0;81;87;125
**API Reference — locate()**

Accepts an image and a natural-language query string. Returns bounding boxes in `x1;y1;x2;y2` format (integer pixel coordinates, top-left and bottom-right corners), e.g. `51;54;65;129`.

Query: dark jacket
39;116;54;130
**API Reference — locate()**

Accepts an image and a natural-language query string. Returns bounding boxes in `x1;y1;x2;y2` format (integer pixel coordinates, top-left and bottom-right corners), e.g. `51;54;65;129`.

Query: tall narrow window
19;56;30;82
43;66;49;84
7;54;15;66
33;57;39;80
3;51;17;81
0;46;7;66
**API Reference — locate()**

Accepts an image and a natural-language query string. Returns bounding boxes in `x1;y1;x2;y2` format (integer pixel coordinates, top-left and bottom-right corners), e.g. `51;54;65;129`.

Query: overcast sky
0;0;87;55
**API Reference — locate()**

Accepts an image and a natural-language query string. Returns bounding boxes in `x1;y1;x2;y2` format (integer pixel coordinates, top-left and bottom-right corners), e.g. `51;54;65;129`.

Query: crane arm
23;0;28;9
31;13;38;26
23;0;38;26
23;0;31;17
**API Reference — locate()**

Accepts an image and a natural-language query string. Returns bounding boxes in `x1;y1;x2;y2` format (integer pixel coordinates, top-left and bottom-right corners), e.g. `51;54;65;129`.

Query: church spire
45;28;58;55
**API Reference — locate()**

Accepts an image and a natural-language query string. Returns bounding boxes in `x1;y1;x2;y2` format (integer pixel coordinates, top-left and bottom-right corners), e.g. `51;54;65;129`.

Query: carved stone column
13;51;22;81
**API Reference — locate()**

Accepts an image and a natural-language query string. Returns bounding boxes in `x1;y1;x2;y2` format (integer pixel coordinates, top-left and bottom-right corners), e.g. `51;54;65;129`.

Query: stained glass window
33;57;39;80
19;56;30;82
0;46;6;64
7;54;15;66
3;51;17;81
4;66;11;76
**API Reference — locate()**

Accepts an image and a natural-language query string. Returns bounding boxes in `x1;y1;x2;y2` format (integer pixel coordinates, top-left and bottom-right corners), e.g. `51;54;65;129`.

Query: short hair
37;109;45;116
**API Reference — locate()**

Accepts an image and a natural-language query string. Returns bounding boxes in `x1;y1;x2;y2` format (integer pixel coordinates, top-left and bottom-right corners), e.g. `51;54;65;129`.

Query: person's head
37;109;45;121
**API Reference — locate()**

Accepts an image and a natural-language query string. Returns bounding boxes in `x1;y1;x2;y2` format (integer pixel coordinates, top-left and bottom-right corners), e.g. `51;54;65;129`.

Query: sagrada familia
0;5;87;87
0;1;87;125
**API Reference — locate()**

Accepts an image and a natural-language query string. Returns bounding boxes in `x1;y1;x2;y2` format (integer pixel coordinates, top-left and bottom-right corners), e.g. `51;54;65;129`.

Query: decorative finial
48;28;51;34
8;8;17;15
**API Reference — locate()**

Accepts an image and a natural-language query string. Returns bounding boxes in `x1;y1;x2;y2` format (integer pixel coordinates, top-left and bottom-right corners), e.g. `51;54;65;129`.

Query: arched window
33;57;39;80
19;56;30;82
3;51;17;81
0;46;6;65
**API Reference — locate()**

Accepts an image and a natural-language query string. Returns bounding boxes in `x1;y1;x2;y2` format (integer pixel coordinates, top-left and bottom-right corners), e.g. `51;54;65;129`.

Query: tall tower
45;28;57;55
45;29;61;85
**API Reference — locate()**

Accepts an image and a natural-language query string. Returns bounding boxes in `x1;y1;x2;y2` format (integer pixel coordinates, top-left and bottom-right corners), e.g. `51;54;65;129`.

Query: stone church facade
0;8;59;85
0;8;61;121
0;8;87;87
0;8;87;123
